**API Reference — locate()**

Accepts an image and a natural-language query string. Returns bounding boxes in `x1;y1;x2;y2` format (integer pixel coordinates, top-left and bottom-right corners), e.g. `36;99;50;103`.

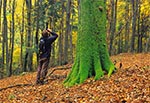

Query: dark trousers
36;58;49;84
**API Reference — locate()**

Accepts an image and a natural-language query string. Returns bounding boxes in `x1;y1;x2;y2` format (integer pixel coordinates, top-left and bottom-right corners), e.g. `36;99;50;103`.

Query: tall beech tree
64;0;115;87
130;0;137;52
9;0;16;76
109;0;118;55
23;0;32;72
2;0;9;76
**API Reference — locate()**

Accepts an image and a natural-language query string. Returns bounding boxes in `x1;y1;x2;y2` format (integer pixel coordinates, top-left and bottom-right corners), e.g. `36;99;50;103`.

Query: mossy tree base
63;50;115;87
64;0;115;87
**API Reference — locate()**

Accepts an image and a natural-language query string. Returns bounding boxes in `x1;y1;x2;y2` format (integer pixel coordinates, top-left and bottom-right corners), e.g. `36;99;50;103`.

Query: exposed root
0;84;33;91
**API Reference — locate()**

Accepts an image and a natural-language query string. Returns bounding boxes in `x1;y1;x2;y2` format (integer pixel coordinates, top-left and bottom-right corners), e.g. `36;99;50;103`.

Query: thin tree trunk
0;0;2;31
58;24;63;65
70;15;73;63
9;0;16;76
117;24;123;54
64;0;71;64
27;0;33;71
58;1;65;65
137;0;142;53
20;0;25;71
69;0;73;63
124;1;130;52
2;0;4;77
35;0;40;63
3;0;9;76
0;0;2;78
23;0;32;72
109;0;117;55
145;33;150;52
50;23;56;66
130;0;137;52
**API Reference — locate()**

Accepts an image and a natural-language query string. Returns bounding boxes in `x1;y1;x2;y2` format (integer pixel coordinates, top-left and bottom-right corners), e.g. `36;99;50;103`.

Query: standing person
36;29;58;85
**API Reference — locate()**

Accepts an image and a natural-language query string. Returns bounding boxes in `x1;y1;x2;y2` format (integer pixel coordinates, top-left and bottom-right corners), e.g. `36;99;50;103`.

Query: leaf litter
0;53;150;103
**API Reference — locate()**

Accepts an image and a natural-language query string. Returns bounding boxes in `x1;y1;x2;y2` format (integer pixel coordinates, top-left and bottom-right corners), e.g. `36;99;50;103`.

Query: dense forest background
0;0;150;78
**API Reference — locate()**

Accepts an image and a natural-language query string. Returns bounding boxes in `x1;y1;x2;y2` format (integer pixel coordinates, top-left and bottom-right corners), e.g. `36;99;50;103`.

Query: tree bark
64;0;115;87
3;0;9;76
20;0;25;71
116;23;125;54
109;0;117;55
145;33;150;52
0;0;2;78
0;0;2;31
124;1;130;52
58;1;65;65
64;0;71;64
2;0;4;77
23;0;33;72
137;0;142;53
69;0;73;63
130;0;137;52
35;0;40;63
9;0;16;76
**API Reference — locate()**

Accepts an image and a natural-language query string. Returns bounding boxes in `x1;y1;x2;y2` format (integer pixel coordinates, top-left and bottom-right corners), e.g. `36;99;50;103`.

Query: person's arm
47;29;58;43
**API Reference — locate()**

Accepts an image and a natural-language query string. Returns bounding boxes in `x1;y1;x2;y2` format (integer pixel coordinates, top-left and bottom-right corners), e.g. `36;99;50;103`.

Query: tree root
0;83;33;92
0;64;72;91
47;65;72;77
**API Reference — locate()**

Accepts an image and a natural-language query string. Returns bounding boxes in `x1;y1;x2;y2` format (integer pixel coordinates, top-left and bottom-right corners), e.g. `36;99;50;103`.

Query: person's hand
47;29;51;32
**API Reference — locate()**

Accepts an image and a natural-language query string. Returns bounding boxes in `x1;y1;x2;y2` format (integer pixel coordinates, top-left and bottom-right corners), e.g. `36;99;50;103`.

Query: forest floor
0;53;150;103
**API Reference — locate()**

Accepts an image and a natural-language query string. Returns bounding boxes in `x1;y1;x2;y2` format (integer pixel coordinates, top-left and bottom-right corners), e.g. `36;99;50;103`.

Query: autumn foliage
0;53;150;102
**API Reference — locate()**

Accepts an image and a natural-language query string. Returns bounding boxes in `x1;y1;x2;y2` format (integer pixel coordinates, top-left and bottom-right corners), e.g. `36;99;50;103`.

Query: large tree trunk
64;0;115;87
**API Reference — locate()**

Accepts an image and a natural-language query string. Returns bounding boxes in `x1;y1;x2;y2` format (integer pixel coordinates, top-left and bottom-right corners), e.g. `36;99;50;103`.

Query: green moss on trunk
64;0;115;87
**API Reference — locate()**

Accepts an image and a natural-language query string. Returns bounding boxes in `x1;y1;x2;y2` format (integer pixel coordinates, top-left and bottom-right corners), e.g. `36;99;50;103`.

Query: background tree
23;0;33;72
8;0;16;76
130;0;137;52
64;0;71;64
0;0;2;78
109;0;118;55
124;0;130;52
64;0;115;87
137;0;141;53
0;0;2;32
58;0;65;65
20;0;25;71
2;0;9;76
34;0;40;63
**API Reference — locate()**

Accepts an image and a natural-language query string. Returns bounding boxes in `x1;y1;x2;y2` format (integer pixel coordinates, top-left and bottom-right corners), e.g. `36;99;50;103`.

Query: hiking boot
43;79;48;84
35;80;44;85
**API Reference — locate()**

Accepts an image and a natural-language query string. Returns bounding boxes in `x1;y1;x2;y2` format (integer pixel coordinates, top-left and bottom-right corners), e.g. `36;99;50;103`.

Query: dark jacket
39;31;58;59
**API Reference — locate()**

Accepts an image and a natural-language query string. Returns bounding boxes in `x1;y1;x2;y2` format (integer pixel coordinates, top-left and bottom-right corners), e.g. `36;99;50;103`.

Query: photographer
36;29;58;85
